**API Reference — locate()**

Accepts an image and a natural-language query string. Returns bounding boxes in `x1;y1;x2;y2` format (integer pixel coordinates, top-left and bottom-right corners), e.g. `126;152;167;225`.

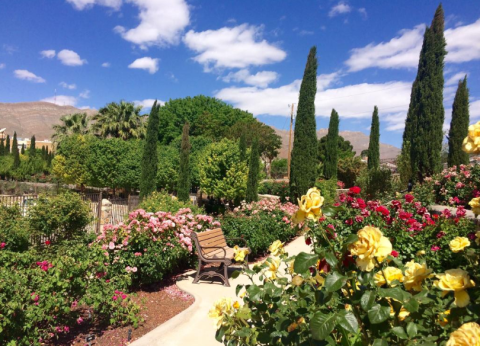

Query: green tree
239;133;247;162
290;46;318;198
12;132;20;169
338;157;366;188
397;141;413;187
140;101;160;199
246;138;260;202
448;76;470;167
93;101;146;140
52;135;90;188
52;113;90;145
5;135;10;154
20;144;25;155
367;106;380;170
324;109;339;179
178;122;191;202
0;138;4;156
29;136;36;157
318;135;355;162
271;158;288;179
401;4;446;181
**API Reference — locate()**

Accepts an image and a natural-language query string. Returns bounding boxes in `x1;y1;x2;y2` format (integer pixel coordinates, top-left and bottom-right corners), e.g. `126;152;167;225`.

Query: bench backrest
194;228;227;255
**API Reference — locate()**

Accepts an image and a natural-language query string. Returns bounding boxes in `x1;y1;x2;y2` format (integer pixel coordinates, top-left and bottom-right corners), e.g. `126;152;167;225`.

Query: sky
0;0;479;148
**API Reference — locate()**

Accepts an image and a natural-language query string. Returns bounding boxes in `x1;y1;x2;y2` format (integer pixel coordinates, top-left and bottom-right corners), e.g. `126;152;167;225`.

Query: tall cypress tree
401;4;446;181
246;137;260;202
290;46;318;199
239;133;247;162
12;132;20;169
324;109;339;179
139;101;160;199
29;136;36;157
177;122;191;202
5;135;10;154
448;76;470;167
0;138;4;156
21;144;25;155
368;106;380;170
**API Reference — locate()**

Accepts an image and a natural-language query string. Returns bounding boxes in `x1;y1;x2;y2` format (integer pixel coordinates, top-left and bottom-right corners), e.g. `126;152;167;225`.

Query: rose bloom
404;260;433;291
293;187;324;222
405;194;414;203
434;269;476;308
268;240;284;256
462;121;480;154
375;206;390;216
469;197;480;216
348;226;392;272
449;237;471;253
233;245;250;262
446;322;480;346
349;186;361;194
264;256;281;280
374;267;404;287
208;297;233;328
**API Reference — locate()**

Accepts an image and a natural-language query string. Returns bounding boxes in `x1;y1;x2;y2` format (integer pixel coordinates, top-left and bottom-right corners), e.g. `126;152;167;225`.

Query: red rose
345;219;353;225
45;240;51;246
342;252;355;267
305;237;312;245
375;206;390;216
349;186;361;194
405;194;414;203
391;250;399;258
317;259;330;273
0;242;5;249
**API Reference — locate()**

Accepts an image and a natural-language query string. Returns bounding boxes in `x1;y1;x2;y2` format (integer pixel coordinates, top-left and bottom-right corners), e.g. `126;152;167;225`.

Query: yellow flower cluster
264;256;281;280
348;226;392;271
208;298;234;328
449;237;471;253
434;269;476;308
268;240;285;256
293;187;324;223
233;245;250;262
469;197;480;217
404;260;433;291
462;121;480;154
446;322;480;346
374;267;404;287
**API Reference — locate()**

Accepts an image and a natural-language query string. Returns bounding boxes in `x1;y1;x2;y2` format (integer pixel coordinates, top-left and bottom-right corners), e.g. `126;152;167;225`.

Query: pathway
131;235;310;346
430;204;478;220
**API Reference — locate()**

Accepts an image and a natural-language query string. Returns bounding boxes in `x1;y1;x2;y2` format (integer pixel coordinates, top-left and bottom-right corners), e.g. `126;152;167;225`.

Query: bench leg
193;258;202;284
223;263;230;287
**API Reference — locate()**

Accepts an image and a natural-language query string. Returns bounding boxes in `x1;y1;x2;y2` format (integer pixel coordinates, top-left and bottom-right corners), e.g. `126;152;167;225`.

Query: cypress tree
41;146;45;159
290;46;318;199
12;132;20;169
448;76;470;167
367;106;380;170
239;133;247;162
401;4;446;181
324;109;339;179
246;137;260;202
139;101;160;199
5;135;10;154
0;139;4;156
29;136;36;157
21;144;25;155
177;122;191;202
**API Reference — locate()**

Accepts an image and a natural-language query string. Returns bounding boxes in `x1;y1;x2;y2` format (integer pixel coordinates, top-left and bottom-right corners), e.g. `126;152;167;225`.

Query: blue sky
0;0;479;148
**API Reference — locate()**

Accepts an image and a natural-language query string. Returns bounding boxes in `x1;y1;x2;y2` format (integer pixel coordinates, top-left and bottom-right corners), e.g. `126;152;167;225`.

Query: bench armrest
225;237;248;247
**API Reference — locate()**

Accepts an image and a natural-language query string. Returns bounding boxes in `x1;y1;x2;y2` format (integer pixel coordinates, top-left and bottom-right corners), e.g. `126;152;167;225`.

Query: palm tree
92;101;146;140
52;113;91;144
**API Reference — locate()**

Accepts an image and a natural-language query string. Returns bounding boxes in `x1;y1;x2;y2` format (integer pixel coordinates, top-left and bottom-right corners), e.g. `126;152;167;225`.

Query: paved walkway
131;235;309;346
430;204;478;221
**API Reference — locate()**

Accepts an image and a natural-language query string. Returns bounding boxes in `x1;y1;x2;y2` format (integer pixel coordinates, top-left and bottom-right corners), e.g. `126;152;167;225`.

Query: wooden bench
191;228;249;287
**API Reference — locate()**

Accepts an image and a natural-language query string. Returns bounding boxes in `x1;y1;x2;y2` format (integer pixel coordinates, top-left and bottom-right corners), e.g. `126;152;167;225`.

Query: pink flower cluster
112;289;128;301
36;261;53;271
233;198;299;220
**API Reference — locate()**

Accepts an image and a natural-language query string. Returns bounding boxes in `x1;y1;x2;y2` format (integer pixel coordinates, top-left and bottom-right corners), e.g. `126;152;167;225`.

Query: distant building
18;138;54;152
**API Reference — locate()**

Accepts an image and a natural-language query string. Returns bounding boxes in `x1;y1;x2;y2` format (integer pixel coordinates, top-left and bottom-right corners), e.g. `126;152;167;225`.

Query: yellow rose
348;226;393;272
416;250;426;256
268;240;285;256
434;269;476;308
374;267;404;287
404;260;434;291
314;273;325;287
462;121;480;154
233;301;240;309
293;187;324;223
438;310;451;327
287;321;298;332
449;237;471;253
469;198;480;216
446;322;480;346
288;260;295;274
292;275;304;286
388;299;410;321
233;245;250;262
264;257;281;280
208;297;233;328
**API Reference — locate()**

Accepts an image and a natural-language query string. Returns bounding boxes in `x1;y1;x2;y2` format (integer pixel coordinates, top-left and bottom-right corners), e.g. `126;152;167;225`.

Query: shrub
356;167;392;199
28;191;91;240
314;179;337;205
0;205;30;251
337;156;365;188
258;181;289;202
139;190;203;214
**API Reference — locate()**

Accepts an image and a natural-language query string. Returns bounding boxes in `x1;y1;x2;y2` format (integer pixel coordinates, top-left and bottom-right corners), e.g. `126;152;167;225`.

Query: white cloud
41;95;77;106
222;69;279;88
101;62;111;67
0;63;5;69
183;24;287;71
445;72;467;86
40;50;56;58
14;70;46;83
128;57;159;74
345;19;480;72
358;8;367;19
115;0;189;48
57;49;87;66
329;2;352;17
216;76;412;132
66;0;122;10
79;89;90;98
59;81;77;90
133;98;165;109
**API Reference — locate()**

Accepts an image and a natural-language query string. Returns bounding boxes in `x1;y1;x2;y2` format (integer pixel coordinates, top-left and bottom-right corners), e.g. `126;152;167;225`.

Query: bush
140;190;204;214
28;191;91;240
356;167;392;199
314;179;337;205
337;156;365;187
258;181;290;202
0;205;30;251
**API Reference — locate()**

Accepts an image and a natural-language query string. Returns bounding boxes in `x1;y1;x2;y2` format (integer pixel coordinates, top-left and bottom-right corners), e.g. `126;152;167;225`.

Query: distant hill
274;128;400;160
0;102;97;140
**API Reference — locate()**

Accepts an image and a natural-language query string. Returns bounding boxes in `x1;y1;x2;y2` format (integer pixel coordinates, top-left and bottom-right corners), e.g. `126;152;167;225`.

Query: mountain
0;102;97;140
274;128;400;160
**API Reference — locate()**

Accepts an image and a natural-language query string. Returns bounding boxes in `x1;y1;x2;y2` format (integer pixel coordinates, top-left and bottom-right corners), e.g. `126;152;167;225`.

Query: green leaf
372;340;388;346
324;271;347;292
231;270;241;279
294;252;318;274
344;234;359;246
336;311;358;334
368;304;391;324
378;287;411;303
404;297;419;313
391;326;408;339
215;326;226;342
247;285;262;301
310;312;337;340
360;291;376;312
323;205;346;217
407;322;418;338
324;251;339;267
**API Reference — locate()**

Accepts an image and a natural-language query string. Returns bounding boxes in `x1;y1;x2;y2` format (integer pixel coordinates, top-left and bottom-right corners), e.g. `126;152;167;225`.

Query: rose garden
1;4;480;346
